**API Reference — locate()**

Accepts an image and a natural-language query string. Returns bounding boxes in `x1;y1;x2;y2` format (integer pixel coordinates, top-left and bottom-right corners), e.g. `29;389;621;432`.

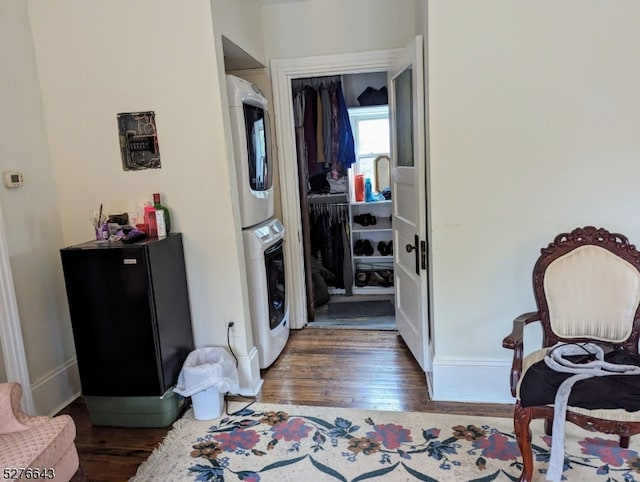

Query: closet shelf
354;286;395;295
351;200;392;206
353;255;393;261
352;221;392;233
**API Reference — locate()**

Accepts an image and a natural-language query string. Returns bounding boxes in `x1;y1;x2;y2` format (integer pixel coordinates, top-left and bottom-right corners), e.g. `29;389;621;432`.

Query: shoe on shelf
377;241;388;256
353;213;377;226
354;239;365;256
369;271;392;287
362;239;374;256
353;214;369;226
355;271;369;287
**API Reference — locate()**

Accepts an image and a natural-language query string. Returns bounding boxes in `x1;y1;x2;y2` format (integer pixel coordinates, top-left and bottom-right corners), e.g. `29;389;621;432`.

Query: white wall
0;0;79;414
262;0;417;60
213;0;266;67
428;0;640;402
26;0;264;396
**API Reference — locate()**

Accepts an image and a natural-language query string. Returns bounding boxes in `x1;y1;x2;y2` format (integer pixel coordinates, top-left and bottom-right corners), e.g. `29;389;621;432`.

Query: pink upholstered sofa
0;382;82;481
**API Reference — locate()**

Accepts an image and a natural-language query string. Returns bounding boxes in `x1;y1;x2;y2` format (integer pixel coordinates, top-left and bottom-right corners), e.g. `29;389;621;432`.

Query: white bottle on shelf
155;209;167;237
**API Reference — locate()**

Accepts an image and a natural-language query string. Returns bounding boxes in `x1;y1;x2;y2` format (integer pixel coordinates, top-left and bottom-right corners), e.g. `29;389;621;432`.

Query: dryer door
264;239;286;330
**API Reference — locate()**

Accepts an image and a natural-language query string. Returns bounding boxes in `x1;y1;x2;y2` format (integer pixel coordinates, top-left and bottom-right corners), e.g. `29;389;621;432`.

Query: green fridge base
84;392;187;428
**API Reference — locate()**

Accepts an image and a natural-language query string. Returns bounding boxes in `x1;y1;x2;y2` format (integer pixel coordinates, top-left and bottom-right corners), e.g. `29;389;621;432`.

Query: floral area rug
130;401;640;481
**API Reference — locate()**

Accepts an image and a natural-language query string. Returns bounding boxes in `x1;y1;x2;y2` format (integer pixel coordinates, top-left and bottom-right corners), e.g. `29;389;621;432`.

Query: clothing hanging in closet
308;202;353;298
295;76;356;305
292;77;355;191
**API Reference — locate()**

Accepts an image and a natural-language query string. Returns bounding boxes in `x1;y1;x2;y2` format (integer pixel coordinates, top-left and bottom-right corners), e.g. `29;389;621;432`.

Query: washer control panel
253;219;285;243
256;226;273;242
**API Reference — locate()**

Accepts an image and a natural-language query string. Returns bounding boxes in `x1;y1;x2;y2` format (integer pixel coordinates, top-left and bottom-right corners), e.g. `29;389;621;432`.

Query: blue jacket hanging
336;83;356;171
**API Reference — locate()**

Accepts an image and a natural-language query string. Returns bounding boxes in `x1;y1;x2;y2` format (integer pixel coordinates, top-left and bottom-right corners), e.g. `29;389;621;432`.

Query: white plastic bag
173;347;239;397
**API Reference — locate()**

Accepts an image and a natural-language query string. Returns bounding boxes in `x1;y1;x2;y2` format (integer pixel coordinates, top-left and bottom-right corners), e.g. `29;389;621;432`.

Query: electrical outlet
227;320;238;337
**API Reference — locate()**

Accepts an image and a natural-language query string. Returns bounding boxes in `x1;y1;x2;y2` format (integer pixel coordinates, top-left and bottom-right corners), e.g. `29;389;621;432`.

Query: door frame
271;49;401;330
0;202;35;413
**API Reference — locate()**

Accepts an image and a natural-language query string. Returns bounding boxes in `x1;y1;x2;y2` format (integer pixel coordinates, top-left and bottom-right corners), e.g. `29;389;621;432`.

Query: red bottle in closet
354;174;365;202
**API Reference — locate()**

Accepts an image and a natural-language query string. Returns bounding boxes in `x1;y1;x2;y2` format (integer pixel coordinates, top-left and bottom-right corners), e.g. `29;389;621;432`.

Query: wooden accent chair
502;226;640;482
0;382;84;481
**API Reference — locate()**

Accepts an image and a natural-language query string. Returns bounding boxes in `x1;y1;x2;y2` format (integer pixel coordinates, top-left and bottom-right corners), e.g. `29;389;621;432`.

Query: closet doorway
271;50;400;331
292;76;395;329
271;42;432;384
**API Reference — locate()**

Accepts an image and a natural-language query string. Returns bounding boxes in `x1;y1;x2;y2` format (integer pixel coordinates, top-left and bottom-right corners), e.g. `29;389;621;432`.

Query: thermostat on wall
3;171;23;188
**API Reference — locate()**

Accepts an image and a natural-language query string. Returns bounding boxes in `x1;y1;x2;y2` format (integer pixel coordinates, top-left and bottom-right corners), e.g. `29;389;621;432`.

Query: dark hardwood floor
58;328;513;481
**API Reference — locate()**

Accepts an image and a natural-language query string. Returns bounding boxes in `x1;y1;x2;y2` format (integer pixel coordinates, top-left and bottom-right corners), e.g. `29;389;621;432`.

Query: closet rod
292;75;341;90
307;194;349;204
308;201;349;207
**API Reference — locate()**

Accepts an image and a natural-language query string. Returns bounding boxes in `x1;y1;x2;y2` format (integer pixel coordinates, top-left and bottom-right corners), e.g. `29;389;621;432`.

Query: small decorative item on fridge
90;205;108;244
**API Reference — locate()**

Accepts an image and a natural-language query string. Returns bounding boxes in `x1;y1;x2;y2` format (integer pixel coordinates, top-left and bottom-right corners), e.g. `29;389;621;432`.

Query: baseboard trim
432;357;515;405
30;348;263;415
236;346;263;397
31;358;81;416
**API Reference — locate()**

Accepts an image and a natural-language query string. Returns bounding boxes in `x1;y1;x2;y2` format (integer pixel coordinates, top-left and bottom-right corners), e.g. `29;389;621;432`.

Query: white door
389;36;431;373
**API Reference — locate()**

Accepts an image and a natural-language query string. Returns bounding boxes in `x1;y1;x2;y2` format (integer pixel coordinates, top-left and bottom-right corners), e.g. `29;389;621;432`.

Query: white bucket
191;388;224;420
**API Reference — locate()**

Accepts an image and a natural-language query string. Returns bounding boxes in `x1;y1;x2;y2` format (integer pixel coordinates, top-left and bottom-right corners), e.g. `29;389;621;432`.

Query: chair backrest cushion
544;244;640;342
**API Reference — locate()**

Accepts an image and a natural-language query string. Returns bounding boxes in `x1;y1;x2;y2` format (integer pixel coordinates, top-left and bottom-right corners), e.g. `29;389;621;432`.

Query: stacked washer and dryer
226;75;289;369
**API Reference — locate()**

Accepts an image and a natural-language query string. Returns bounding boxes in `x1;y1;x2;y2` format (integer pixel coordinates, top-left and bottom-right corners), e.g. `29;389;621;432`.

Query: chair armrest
502;311;539;349
502;311;540;397
0;383;28;432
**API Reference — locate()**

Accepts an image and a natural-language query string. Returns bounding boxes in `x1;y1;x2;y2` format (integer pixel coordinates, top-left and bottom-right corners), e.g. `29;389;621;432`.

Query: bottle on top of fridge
153;193;171;234
143;205;158;237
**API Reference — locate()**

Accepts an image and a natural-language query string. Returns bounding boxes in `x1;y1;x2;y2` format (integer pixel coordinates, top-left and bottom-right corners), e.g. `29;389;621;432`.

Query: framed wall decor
117;111;161;171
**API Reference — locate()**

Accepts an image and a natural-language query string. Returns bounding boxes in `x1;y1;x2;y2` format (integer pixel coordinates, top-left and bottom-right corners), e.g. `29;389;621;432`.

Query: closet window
348;106;390;192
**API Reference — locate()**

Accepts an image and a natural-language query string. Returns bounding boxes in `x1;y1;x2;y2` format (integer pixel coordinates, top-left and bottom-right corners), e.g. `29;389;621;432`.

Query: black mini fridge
60;233;194;427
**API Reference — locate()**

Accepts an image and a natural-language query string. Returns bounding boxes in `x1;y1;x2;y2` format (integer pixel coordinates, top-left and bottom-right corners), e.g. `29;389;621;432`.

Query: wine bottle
153;193;171;234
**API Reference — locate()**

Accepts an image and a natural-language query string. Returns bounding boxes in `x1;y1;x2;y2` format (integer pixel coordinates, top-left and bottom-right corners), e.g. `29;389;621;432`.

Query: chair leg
544;417;553;436
620;436;630;449
514;401;535;482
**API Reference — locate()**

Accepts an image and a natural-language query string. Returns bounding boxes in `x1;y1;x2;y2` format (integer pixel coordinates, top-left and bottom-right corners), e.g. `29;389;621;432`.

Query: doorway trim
0;203;35;413
270;49;401;330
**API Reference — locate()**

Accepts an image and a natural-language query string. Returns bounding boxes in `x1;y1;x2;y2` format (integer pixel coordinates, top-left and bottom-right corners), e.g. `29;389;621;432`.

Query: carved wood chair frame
503;226;640;482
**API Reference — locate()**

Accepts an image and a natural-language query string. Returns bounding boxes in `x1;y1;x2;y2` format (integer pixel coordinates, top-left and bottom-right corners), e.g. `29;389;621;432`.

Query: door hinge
420;240;427;270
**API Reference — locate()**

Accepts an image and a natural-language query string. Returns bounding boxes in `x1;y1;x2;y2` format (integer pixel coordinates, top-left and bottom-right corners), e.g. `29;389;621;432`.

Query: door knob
406;243;417;253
